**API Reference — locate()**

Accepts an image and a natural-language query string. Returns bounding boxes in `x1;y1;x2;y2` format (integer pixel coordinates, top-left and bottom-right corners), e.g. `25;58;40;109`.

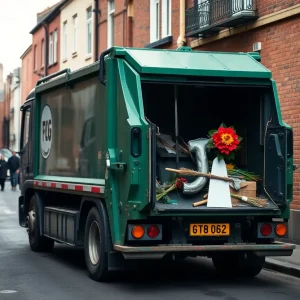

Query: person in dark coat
7;151;20;191
0;154;8;191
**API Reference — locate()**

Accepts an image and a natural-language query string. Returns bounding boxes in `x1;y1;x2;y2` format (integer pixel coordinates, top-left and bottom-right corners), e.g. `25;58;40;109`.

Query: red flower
211;127;240;155
175;178;187;189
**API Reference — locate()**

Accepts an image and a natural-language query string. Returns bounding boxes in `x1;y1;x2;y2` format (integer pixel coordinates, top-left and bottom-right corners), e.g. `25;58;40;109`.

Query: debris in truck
165;167;234;182
156;177;187;202
231;194;267;208
192;193;267;208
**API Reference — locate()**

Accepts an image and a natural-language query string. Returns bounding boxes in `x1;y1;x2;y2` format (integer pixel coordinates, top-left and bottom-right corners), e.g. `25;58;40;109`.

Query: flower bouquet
156;177;187;203
207;123;242;161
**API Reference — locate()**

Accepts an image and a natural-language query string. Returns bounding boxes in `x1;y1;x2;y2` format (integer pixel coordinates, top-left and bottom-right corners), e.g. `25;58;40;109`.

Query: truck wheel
212;252;265;277
84;206;110;281
27;195;54;252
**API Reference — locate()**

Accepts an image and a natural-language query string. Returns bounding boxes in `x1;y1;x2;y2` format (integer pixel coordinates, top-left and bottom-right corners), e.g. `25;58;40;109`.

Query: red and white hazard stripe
34;180;105;194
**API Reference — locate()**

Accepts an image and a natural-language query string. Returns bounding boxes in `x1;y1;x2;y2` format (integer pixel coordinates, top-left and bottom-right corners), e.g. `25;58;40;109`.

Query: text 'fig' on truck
18;46;296;282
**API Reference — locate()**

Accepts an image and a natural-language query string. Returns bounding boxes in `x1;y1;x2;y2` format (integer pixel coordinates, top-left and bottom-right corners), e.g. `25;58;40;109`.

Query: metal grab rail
99;48;113;85
36;68;71;86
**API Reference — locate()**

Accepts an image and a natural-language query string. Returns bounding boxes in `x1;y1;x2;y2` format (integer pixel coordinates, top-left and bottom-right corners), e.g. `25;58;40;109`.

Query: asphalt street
1;186;300;300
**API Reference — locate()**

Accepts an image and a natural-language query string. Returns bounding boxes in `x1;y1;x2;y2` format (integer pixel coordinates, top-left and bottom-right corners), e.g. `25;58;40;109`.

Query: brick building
18;0;300;240
181;0;300;241
20;0;67;103
29;0;67;85
20;46;33;110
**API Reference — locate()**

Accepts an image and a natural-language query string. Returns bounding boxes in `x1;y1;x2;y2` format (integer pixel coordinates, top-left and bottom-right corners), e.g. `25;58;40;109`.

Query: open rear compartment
142;79;281;213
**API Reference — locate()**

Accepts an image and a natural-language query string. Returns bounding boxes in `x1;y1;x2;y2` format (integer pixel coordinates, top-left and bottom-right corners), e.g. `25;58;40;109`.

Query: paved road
1;188;300;300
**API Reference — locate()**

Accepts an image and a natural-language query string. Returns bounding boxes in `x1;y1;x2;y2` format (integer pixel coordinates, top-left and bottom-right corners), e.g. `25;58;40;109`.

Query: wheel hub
88;221;101;265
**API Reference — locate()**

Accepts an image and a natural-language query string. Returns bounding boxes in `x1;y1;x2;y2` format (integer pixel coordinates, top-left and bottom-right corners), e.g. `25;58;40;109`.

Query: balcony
186;0;258;38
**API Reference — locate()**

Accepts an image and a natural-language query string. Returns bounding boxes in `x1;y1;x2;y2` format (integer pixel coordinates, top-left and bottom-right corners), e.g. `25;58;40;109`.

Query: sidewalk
264;243;300;278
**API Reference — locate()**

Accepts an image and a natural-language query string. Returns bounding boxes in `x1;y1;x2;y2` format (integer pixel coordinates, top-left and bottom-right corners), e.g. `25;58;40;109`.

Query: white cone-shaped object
207;157;232;208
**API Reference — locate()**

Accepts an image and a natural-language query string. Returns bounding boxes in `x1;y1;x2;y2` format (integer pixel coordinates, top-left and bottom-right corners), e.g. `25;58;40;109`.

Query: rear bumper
114;242;295;259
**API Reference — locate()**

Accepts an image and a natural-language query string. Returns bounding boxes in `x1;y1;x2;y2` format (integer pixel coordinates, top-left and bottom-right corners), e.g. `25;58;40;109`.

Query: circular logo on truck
40;105;52;159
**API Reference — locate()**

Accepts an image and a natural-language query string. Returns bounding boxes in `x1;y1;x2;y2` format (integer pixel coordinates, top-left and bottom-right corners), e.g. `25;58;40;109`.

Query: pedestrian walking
0;154;8;191
7;151;20;191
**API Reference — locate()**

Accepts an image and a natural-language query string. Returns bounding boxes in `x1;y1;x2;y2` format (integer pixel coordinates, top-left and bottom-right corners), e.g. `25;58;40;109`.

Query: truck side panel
37;75;106;181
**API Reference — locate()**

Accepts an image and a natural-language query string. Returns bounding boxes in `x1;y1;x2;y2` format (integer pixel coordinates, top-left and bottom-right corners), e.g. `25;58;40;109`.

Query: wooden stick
193;199;208;207
193;194;208;207
165;167;234;183
193;194;267;208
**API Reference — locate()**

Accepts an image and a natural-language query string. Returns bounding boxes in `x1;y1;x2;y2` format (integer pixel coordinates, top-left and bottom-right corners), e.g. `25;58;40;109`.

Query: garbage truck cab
18;46;295;281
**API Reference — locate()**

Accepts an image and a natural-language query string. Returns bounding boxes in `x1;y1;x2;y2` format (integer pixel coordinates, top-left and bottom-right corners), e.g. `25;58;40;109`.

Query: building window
41;39;45;67
34;45;37;71
162;0;171;37
63;21;67;60
73;14;78;53
150;0;160;42
54;29;58;63
108;0;115;48
150;0;171;42
86;7;92;56
49;32;53;65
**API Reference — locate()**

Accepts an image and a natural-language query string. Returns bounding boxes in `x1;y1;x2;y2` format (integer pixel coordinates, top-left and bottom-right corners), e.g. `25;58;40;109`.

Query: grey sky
0;0;59;78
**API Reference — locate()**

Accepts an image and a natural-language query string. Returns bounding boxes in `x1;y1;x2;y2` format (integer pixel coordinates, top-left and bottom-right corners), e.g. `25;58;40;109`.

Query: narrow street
0;187;299;300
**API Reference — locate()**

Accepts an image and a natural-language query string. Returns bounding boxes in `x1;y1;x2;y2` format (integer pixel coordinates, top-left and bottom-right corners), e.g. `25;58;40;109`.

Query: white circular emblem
40;105;52;159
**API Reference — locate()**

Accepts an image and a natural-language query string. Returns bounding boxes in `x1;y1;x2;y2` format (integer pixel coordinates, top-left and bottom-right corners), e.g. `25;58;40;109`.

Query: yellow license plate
190;223;230;236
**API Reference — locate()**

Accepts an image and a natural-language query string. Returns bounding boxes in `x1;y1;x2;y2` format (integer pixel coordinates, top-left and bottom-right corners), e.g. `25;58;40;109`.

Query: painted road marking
0;290;17;294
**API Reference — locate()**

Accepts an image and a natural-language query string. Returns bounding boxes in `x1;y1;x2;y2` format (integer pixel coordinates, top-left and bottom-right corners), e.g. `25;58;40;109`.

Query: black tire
212;252;265;277
84;206;111;282
27;195;54;252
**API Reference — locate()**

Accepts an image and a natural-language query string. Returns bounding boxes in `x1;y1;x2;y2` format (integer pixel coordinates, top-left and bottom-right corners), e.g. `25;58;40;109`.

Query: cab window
21;106;31;149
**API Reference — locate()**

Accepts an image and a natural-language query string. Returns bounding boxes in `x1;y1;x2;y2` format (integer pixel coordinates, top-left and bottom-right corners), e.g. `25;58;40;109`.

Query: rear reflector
131;225;145;239
275;223;287;237
260;223;272;236
147;225;160;239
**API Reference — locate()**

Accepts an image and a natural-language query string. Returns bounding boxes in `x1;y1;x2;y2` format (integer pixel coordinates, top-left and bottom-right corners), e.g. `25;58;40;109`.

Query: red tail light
147;225;160;239
260;223;272;236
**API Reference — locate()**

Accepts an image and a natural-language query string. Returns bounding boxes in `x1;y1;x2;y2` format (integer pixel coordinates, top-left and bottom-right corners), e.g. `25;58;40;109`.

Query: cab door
20;102;33;187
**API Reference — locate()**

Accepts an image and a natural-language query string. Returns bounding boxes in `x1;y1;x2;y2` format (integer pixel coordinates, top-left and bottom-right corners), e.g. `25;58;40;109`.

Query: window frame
73;14;78;54
41;39;45;67
49;32;53;65
34;45;37;71
107;0;115;48
53;29;58;63
86;7;92;56
62;21;68;61
150;0;160;43
162;0;171;38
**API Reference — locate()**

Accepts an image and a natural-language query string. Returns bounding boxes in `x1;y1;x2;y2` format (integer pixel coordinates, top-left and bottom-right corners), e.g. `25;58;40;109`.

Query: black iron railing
186;0;256;36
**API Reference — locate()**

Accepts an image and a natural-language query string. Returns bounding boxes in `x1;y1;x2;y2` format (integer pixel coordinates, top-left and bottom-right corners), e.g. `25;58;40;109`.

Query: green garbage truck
18;46;295;281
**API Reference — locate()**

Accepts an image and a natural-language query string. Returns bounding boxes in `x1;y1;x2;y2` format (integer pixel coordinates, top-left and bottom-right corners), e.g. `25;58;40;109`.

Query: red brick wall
28;14;61;100
97;0;181;51
257;0;300;17
32;26;45;85
98;0;126;52
194;16;300;209
48;14;61;75
131;0;180;49
21;48;34;104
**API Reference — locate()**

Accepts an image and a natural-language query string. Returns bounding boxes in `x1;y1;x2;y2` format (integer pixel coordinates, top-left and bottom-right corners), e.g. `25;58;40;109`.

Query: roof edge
20;45;32;59
30;0;68;34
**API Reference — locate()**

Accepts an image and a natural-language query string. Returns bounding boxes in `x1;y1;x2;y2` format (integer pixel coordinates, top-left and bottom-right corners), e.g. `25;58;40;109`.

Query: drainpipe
94;0;99;62
42;22;49;76
177;0;186;48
